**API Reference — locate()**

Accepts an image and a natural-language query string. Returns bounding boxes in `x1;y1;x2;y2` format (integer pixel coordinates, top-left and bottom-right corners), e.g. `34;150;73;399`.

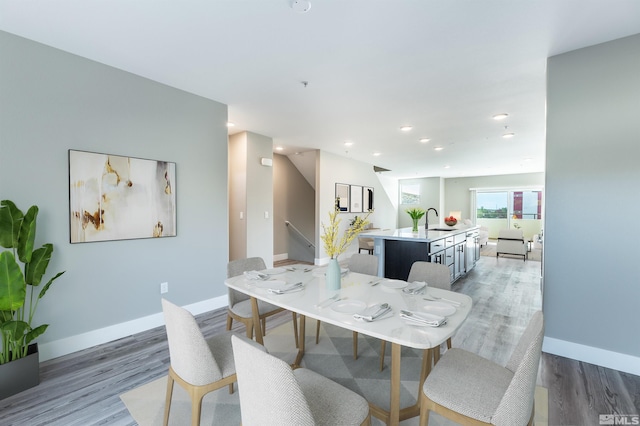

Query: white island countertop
364;224;479;242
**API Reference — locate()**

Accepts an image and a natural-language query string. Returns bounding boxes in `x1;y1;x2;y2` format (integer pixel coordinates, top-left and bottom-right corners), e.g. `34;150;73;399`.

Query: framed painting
335;183;350;212
350;185;363;213
68;150;177;243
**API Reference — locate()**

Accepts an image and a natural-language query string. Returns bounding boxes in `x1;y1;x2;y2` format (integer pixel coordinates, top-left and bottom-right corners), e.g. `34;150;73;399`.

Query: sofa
496;229;527;261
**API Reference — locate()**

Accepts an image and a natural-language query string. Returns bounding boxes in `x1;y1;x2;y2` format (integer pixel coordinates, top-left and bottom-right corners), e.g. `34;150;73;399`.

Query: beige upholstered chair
496;229;527;261
316;254;380;360
161;298;238;426
380;261;452;369
226;257;298;347
231;335;371;426
358;236;374;254
419;311;544;426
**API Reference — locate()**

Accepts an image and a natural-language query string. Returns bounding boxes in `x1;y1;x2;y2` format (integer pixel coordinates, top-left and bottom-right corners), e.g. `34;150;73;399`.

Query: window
476;191;508;218
400;183;420;204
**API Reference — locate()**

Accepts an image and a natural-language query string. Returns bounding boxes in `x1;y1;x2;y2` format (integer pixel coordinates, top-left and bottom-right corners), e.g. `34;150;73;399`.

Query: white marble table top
225;265;472;350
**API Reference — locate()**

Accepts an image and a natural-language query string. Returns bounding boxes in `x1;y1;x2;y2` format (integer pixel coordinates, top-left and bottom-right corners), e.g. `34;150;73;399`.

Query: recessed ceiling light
344;141;353;147
226;122;235;127
444;165;450;169
291;0;311;13
434;147;444;151
493;113;509;120
502;133;515;139
275;146;284;151
419;138;431;143
400;126;413;132
373;152;381;156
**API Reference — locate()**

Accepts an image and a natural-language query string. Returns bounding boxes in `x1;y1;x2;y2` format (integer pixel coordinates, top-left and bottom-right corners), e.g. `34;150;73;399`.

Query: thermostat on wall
261;157;273;167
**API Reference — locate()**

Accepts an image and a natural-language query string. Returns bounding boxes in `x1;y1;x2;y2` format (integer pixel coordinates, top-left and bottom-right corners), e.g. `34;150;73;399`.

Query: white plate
422;301;456;316
262;268;286;275
331;300;367;314
252;280;288;290
382;279;408;289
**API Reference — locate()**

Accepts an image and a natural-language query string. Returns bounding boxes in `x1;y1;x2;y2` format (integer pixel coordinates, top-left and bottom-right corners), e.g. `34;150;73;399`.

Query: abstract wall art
69;150;176;243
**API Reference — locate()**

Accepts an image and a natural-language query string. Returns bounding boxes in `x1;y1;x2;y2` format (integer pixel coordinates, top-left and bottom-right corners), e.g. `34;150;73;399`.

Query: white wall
316;151;397;263
0;31;230;360
229;133;248;260
397;177;443;229
544;33;640;375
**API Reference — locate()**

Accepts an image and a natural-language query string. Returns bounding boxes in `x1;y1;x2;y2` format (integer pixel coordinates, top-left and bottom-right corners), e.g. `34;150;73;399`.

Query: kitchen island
364;225;481;283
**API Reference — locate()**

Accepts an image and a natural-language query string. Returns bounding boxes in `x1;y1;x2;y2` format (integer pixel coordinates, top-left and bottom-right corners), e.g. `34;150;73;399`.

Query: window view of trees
400;183;420;205
477;192;508;218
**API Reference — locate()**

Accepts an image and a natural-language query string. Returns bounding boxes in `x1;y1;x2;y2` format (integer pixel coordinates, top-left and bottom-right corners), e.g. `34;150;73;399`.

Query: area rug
121;321;548;425
480;240;541;262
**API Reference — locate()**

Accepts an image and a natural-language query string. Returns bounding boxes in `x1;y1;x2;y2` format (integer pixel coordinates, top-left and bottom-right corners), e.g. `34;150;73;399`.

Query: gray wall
545;34;640;365
397;177;444;228
228;133;248;260
0;31;229;358
273;154;315;263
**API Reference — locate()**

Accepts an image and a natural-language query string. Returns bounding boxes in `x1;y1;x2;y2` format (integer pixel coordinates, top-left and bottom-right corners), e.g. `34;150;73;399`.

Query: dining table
224;264;472;426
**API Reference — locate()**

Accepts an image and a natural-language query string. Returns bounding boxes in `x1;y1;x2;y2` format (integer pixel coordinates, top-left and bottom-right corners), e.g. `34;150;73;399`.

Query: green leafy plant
405;208;426;220
321;209;372;259
0;200;65;364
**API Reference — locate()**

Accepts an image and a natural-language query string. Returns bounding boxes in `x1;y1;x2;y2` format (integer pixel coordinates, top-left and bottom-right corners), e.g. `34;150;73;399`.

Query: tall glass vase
412;218;419;232
326;258;342;291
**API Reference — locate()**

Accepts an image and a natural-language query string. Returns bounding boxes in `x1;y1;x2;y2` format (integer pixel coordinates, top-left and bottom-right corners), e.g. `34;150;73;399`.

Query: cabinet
465;230;480;272
429;233;466;283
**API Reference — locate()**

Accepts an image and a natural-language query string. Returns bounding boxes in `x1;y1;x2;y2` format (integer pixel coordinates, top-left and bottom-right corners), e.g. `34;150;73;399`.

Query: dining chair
316;253;380;360
231;334;372;426
161;298;238;426
227;257;298;348
380;261;452;370
419;311;544;426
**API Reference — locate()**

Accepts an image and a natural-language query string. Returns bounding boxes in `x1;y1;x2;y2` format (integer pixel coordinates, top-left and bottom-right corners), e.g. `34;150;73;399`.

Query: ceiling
2;1;639;179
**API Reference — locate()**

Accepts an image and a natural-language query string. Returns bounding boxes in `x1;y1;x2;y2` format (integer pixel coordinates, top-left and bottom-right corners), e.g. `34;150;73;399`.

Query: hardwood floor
1;257;637;425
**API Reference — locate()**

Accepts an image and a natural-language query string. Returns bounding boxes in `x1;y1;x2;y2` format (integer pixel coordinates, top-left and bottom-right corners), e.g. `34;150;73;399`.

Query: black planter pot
0;343;40;400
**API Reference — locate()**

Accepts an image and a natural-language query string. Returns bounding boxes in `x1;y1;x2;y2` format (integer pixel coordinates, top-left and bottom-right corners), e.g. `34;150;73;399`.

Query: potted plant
406;208;426;232
0;200;65;399
321;209;371;291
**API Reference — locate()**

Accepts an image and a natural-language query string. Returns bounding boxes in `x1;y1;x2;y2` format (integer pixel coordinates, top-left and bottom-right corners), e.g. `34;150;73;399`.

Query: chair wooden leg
246;321;254;339
446;337;452;350
315;319;321;344
292;312;299;348
191;392;204;426
261;318;266;336
228;382;233;394
163;372;175;426
380;340;386;371
419;390;429;426
433;345;441;365
353;331;358;360
225;314;232;331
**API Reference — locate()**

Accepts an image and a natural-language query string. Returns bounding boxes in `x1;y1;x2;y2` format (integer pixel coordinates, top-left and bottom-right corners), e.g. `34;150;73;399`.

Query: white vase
326;258;342;291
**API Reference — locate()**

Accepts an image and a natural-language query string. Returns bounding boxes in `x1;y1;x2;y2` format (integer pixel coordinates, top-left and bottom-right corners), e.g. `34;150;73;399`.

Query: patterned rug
121;320;548;425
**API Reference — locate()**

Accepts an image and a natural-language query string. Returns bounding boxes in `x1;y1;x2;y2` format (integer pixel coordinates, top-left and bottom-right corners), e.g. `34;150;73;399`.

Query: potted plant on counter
406;208;426;232
0;200;65;399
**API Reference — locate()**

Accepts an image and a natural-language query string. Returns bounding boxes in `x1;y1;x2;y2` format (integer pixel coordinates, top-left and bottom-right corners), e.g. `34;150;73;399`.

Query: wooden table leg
389;342;401;426
293;314;306;368
250;297;263;345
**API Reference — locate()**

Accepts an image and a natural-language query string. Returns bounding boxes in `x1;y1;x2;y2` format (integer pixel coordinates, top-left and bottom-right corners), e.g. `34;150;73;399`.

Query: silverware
423;295;461;306
369;279;383;286
317;294;340;308
269;282;303;294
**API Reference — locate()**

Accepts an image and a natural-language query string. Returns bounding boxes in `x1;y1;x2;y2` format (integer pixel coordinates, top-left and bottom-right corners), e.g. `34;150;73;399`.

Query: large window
400;183;420;205
474;189;543;239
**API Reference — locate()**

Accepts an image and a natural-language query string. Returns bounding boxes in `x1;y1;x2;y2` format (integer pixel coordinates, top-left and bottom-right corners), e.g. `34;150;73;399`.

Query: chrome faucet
425;208;438;230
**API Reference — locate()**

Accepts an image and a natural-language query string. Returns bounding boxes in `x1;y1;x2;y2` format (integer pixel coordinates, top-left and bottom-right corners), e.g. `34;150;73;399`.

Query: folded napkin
244;270;268;280
403;281;427;294
400;310;447;327
268;282;304;294
353;303;392;321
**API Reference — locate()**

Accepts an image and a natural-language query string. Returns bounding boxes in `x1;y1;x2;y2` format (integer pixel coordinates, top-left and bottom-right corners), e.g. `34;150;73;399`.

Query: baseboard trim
273;253;288;262
38;296;228;362
543;336;640;376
